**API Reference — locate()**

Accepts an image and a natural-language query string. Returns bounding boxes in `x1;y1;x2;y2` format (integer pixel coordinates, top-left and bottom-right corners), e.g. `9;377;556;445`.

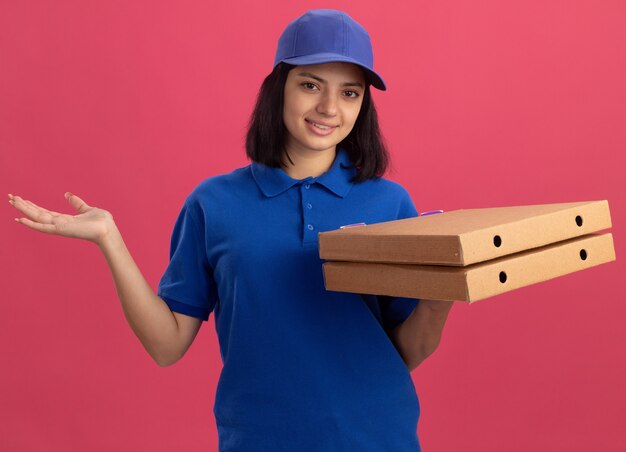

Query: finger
15;216;61;234
10;196;56;224
23;199;62;217
10;194;65;217
65;192;91;214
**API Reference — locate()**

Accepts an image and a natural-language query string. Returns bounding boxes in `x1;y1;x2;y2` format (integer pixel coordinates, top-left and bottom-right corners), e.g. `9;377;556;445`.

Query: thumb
64;192;91;213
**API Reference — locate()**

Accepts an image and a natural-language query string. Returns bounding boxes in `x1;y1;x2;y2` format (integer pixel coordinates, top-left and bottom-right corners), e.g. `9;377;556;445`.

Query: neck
280;147;337;180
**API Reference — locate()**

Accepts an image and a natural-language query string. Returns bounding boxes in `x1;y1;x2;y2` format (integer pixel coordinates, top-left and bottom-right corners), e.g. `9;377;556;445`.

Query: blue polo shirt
158;148;422;451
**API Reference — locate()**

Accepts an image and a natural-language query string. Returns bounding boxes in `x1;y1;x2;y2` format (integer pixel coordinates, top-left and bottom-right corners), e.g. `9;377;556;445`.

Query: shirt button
304;184;311;189
307;224;314;231
306;203;313;209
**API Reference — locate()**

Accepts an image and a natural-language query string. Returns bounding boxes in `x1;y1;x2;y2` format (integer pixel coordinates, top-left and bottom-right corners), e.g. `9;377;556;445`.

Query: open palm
9;192;114;244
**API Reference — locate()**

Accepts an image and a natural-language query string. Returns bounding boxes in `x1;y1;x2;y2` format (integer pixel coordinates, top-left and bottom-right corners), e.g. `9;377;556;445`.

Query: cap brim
278;53;386;91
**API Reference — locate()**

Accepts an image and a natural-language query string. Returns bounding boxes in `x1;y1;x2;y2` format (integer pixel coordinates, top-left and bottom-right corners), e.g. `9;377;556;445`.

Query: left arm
388;299;454;372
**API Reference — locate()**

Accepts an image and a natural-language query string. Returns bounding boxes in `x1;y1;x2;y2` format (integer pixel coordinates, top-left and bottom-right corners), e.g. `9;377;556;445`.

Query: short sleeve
378;185;420;332
157;196;218;321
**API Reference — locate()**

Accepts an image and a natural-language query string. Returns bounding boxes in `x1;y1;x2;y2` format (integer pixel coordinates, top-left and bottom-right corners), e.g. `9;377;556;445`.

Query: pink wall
2;1;625;450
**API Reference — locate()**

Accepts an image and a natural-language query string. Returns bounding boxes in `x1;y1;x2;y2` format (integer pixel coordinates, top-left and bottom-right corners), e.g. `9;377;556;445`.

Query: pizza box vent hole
576;215;583;227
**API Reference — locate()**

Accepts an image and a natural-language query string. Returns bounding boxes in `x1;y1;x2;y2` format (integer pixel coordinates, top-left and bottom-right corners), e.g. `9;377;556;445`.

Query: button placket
301;182;316;243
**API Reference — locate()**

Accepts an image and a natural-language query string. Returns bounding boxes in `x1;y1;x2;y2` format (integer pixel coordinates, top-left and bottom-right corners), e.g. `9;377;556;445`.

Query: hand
9;192;116;245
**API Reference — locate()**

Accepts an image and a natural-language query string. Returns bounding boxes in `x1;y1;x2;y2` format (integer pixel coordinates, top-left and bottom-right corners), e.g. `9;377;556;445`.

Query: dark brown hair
245;63;389;183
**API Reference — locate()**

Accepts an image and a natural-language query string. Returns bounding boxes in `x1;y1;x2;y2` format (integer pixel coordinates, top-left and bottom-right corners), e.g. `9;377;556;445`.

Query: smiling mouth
306;119;337;130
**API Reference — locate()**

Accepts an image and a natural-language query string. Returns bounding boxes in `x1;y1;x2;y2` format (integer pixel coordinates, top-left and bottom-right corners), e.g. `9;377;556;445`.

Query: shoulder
367;177;411;195
193;164;253;195
171;165;255;226
185;164;254;205
354;176;413;201
355;177;418;219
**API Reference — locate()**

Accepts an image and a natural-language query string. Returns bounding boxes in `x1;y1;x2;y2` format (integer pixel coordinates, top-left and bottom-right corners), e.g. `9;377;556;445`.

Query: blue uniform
158;148;422;451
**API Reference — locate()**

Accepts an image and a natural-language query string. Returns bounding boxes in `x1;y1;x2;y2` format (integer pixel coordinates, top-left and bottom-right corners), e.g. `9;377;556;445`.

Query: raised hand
8;192;115;245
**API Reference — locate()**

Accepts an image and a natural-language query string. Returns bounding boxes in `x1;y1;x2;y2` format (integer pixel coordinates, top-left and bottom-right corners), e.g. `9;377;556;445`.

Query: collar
251;148;356;198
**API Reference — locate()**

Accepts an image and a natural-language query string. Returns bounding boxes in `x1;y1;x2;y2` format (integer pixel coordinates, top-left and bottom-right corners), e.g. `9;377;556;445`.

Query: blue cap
273;10;386;91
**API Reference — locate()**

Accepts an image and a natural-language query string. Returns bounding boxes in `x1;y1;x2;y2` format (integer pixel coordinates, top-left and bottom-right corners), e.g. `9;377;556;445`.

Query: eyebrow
296;72;364;89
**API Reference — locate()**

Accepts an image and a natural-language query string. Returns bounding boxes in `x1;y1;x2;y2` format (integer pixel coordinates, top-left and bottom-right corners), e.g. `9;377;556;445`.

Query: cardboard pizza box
318;200;612;266
321;233;616;303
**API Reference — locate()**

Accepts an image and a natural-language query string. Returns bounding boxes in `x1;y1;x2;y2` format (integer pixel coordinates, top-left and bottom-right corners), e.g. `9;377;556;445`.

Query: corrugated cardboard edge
319;232;465;265
465;232;615;301
318;200;612;266
458;200;612;265
323;258;473;301
322;233;616;303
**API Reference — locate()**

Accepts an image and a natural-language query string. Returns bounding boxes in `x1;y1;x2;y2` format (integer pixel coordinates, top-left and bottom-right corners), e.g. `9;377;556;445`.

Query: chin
305;136;346;152
306;142;341;153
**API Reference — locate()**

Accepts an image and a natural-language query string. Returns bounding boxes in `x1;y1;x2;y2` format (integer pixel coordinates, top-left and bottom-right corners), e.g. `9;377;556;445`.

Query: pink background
2;1;625;451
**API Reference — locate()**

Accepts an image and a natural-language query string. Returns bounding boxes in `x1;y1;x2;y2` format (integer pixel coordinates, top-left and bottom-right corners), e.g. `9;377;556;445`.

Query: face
282;62;366;158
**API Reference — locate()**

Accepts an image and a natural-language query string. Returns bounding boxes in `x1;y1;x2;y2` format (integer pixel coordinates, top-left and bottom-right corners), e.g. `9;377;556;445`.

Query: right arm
98;224;202;366
9;192;201;367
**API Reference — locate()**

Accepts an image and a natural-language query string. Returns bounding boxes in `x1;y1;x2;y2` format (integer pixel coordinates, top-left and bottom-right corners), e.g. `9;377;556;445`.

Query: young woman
9;9;453;451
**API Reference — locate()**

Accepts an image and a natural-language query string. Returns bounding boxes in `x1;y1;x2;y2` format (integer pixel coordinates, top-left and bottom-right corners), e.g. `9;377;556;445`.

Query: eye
343;90;360;98
301;82;319;91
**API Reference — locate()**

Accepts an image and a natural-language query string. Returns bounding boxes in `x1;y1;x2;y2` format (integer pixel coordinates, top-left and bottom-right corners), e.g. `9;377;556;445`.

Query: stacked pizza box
318;201;616;302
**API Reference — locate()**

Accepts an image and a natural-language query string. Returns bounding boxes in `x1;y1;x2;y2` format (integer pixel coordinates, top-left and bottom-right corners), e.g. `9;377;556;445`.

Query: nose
315;92;337;117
